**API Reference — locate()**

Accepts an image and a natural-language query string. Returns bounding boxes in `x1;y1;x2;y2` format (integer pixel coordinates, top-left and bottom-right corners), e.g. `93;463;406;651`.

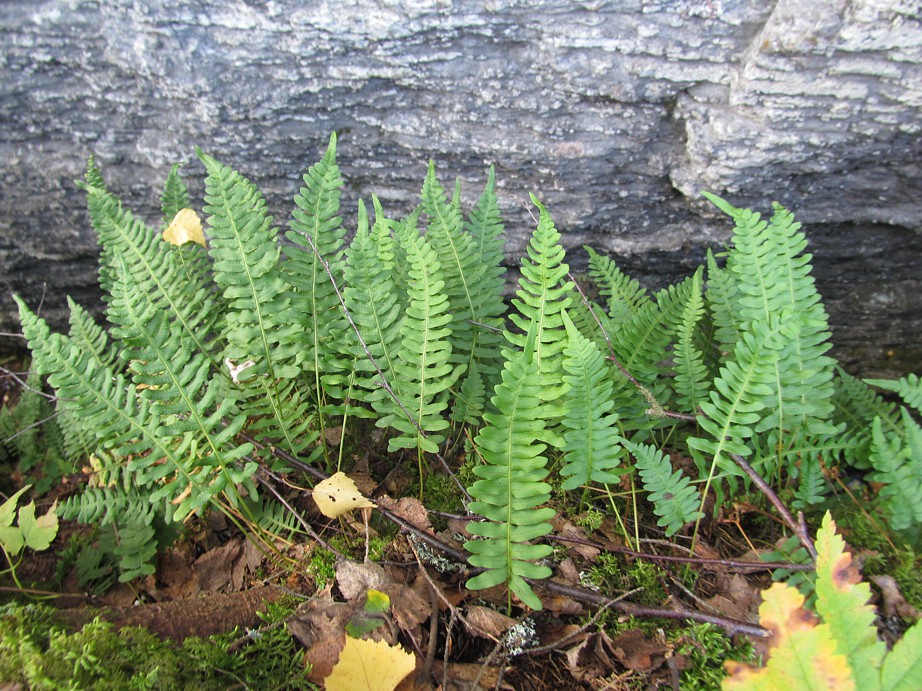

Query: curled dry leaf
313;472;376;519
162;208;206;247
376;495;433;534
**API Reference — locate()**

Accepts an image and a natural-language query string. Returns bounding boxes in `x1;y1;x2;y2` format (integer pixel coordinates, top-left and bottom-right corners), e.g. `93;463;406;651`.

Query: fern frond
67;297;117;370
284;133;348;384
465;327;555;610
83;180;219;369
627;441;702;537
507;196;573;407
107;258;257;514
705;249;741;353
687;317;786;503
866;374;922;415
708;194;837;450
199;149;316;458
673;267;710;413
559;311;624;490
868;412;922;532
342;199;404;408
585;247;649;323
161;163;191;225
374;235;463;453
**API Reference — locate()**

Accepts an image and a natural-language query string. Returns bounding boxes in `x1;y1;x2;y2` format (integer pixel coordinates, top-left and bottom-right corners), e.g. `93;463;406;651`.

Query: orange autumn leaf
324;636;416;691
723;582;855;690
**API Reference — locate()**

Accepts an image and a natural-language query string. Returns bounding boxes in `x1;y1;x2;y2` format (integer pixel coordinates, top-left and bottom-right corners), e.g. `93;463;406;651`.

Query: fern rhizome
13;133;922;608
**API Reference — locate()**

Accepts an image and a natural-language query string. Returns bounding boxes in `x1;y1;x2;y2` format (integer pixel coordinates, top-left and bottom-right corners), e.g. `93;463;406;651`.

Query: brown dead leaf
464;605;517;640
336;560;430;631
565;629;618;682
194;540;243;593
703;573;761;623
610;629;667;671
377;495;434;534
157;548;198;600
287;588;350;684
551;517;600;561
871;574;922;620
431;661;500;690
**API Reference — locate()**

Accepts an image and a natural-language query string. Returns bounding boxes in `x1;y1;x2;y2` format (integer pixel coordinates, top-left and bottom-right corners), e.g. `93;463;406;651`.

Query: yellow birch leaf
723;582;855;691
312;472;376;518
163;208;206;247
324;637;416;691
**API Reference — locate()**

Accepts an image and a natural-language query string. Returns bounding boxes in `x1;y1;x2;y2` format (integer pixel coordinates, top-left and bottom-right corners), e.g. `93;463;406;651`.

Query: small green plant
0;484;58;589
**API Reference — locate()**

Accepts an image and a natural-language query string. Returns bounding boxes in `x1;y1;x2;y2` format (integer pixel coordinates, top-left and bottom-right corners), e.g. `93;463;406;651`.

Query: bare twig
729;453;817;560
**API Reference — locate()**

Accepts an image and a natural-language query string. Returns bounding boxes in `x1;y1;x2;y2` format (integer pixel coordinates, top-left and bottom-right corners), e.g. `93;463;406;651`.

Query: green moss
0;600;313;689
671;623;757;690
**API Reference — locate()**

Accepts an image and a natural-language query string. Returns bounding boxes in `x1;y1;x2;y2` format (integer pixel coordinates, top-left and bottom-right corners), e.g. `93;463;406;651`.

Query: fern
627;441;702;537
283;133;347;389
585;246;649;323
199;149;316;459
506;196;573;409
687;317;787;505
868;412;922;532
107;257;257;515
673;267;710;413
559;311;624;491
707;193;837;463
160;163;191;225
465;327;555;611
866;373;922;415
374;235;463;454
66;297;117;371
705;249;741;353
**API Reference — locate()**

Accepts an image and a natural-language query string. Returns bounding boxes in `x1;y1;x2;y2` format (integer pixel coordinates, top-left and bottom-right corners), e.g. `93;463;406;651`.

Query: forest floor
1;358;921;690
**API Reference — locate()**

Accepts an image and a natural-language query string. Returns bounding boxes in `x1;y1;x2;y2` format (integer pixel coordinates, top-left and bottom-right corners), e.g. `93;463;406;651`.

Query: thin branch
730;453;817;560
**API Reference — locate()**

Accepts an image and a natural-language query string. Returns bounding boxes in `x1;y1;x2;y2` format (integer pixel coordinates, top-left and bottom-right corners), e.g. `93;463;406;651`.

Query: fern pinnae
866;373;922;415
506;195;573;409
160;163;191;225
465;325;555;611
375;234;463;455
67;297;117;371
626;440;702;537
673;267;710;414
585;247;649;323
559;310;624;492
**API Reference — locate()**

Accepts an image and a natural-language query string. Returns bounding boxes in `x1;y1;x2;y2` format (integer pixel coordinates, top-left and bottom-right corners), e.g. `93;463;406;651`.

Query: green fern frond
687;317;787;503
627;441;702;537
375;235;463;453
66;297;117;370
422;164;504;406
342;199;404;408
83;155;106;192
507;196;573;407
559;311;624;490
585;247;649;323
708;194;837;448
673;267;710;413
832;367;901;470
866;373;922;415
160;163;191;226
868;412;922;532
465;326;555;610
199;149;316;458
15;297;208;518
451;360;487;426
284;133;348;383
705;249;741;353
107;258;257;514
82;181;219;369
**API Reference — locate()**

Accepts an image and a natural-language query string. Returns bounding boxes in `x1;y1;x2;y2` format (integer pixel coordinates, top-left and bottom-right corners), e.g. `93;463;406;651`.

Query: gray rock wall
2;0;920;373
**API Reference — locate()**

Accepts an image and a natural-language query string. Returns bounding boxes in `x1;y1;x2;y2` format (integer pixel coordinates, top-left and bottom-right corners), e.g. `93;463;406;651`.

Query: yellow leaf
723;582;855;690
312;472;376;518
163;208;206;247
324;637;415;691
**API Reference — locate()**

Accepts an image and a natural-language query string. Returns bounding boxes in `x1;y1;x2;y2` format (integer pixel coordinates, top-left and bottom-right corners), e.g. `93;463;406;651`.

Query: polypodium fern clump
8;132;922;607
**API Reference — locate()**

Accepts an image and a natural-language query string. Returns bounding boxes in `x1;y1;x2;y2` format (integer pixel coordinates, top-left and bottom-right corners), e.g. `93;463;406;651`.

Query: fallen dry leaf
163;208;206;247
610;629;667;671
313;472;376;518
324;637;416;691
377;495;434;534
464;604;517;639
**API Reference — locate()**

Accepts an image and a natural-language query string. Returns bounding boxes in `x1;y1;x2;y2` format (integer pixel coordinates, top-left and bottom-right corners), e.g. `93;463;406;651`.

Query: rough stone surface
1;0;920;373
